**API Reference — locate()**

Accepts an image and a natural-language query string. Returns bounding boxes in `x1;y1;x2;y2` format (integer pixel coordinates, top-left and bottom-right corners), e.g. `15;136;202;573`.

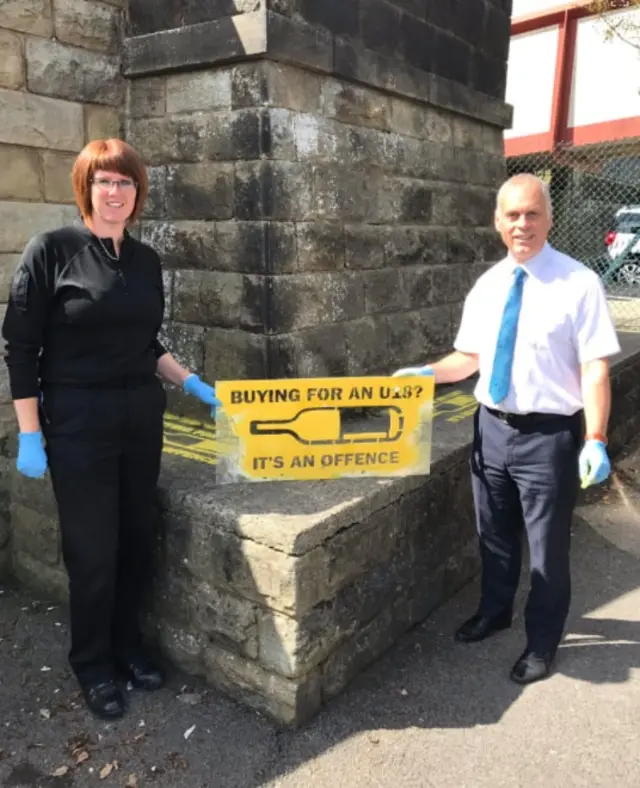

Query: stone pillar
124;0;512;409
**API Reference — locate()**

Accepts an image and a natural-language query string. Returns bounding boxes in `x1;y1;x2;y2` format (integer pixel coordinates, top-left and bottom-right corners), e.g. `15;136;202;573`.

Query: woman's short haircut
71;139;149;224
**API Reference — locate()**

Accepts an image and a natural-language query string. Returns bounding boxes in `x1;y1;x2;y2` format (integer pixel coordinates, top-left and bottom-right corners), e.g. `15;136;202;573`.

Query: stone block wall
0;0;125;578
0;0;125;320
131;59;507;391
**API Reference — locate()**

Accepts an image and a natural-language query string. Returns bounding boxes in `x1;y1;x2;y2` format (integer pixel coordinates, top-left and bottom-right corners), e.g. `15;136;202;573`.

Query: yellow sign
214;376;435;482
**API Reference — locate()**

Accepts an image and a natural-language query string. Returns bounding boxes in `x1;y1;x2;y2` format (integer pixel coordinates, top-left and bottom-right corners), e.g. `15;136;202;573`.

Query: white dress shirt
454;243;621;415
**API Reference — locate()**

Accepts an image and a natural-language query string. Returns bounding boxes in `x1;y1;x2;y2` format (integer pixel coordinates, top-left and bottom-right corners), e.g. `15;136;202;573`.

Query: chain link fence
506;137;640;333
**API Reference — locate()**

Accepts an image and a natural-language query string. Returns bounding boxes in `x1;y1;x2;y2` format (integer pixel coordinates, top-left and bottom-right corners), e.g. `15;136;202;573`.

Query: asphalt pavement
1;444;639;788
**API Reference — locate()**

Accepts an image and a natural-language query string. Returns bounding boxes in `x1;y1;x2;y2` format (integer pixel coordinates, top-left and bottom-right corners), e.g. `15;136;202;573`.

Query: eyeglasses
92;177;137;192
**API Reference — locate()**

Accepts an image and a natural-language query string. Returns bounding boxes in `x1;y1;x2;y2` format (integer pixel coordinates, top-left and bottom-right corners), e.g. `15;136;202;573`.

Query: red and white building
505;0;640;156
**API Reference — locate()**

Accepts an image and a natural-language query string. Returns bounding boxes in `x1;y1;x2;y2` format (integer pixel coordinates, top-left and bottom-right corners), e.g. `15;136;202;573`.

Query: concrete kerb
3;334;640;726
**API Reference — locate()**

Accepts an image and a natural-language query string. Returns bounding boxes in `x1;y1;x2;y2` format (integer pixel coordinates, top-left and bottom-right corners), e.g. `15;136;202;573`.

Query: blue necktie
489;266;528;404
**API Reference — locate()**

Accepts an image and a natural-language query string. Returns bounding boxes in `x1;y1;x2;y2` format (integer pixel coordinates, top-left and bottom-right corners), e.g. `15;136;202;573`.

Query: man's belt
484;406;579;427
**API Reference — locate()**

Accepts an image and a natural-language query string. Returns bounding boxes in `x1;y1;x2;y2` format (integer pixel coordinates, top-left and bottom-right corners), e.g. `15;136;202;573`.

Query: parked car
605;205;640;285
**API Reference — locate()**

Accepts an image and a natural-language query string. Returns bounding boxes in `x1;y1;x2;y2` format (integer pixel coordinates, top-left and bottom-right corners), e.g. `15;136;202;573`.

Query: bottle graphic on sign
249;406;404;445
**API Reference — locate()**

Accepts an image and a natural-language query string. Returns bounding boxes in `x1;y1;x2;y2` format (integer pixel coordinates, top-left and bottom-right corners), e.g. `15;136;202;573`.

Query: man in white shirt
393;173;620;684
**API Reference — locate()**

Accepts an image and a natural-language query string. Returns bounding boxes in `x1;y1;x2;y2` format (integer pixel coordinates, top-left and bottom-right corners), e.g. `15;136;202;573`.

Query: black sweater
2;222;167;400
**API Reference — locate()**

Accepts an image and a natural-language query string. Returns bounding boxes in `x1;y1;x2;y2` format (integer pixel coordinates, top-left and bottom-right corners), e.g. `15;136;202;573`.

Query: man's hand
391;365;434;378
579;440;611;489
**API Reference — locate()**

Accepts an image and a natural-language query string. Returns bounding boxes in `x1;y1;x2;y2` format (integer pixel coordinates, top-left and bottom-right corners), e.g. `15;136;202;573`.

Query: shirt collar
505;242;551;280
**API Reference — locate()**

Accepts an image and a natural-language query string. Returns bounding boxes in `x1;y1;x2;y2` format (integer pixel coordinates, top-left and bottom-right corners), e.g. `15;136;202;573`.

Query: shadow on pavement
1;460;639;788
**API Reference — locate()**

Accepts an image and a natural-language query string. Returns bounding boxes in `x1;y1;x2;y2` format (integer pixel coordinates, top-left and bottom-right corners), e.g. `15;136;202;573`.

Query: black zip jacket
2;221;167;400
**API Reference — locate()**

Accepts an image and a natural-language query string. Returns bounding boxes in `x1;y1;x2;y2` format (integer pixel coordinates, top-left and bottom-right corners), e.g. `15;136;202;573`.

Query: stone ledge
5;336;640;725
122;11;513;130
122;11;268;77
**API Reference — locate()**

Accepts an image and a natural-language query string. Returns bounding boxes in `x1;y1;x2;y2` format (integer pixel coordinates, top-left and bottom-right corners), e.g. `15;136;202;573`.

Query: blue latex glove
391;365;434;378
183;374;221;416
17;431;47;479
579;440;611;489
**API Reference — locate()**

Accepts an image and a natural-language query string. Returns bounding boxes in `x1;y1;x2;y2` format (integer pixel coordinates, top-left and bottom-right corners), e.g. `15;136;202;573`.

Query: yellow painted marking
162;412;220;466
433;390;477;423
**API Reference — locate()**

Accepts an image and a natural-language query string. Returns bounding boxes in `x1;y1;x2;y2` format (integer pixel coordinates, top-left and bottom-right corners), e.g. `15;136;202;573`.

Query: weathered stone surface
386;304;453;365
166;70;232;114
344;225;386;270
0;0;53;37
322;80;391;131
295;222;345;272
310;167;382;223
431;185;496;227
128;0;262;36
27;38;122;106
42;151;76;203
163;511;333;617
123;12;267;77
0;255;19;302
203;641;322;726
0;29;24;90
12;551;69;605
172;270;264;329
453;115;486;150
141;166;166;218
54;0;120;53
0;543;10;580
11;503;59;566
126;114;209;165
155;564;260;658
270;324;348;378
166;163;234;220
363;269;406;314
270;272;364;331
204;328;268;381
0;88;84;151
158;322;204;377
0;146;42;202
267;11;333;73
0;201;78;253
265;61;323;113
127;76;166;118
322;596;412;699
234;162;313;221
193;582;259;659
344;316;390;375
156;621;206;677
143;220;271;273
84;104;121;141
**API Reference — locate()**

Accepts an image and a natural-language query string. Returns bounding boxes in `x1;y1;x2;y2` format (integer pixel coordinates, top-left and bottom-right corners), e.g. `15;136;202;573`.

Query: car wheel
618;262;640;286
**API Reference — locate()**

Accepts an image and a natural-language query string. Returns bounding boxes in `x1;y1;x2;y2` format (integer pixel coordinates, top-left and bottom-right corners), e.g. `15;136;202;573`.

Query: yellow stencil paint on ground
215;376;435;482
162;412;222;466
433;389;478;423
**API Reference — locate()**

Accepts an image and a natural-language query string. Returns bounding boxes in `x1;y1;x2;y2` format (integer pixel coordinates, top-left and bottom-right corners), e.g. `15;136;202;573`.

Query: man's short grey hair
496;173;553;219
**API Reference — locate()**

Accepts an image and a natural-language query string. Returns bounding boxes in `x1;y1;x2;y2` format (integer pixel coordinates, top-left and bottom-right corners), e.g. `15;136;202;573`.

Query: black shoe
116;654;164;691
454;610;512;643
80;678;125;720
509;649;554;685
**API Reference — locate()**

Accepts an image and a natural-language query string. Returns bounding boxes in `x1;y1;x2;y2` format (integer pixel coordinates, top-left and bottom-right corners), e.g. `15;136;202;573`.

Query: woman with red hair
2;139;218;720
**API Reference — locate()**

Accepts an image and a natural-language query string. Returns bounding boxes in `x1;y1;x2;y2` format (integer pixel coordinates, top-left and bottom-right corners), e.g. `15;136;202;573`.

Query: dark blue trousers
471;404;582;655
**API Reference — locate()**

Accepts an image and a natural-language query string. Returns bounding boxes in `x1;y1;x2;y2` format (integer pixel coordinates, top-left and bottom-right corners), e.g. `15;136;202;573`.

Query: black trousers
471;405;582;655
40;378;165;683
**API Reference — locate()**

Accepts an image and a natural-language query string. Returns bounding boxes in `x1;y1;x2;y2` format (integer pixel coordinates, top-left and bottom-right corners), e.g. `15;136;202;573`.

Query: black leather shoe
454;610;512;643
510;649;554;685
80;678;125;720
116;655;164;691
